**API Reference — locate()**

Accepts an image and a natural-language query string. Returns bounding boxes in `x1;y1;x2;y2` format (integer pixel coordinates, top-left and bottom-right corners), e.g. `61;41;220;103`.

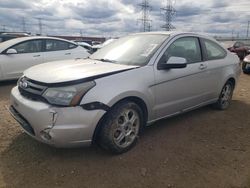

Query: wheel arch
227;77;236;89
91;96;149;144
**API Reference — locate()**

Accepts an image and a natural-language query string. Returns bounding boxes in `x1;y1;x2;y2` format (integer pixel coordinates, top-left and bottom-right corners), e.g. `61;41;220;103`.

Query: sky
0;0;249;38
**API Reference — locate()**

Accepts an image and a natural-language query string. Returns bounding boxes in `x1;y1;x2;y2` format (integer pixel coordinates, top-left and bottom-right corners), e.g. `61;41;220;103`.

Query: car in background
75;41;94;54
9;32;240;154
242;54;250;74
0;32;30;43
0;36;89;81
92;38;117;52
227;41;250;60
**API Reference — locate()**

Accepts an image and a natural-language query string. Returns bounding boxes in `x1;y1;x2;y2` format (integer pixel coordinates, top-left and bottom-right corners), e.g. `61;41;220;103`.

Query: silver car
9;32;241;153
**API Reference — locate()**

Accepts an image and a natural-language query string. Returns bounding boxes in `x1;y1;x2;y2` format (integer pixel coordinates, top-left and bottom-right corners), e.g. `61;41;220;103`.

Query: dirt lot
0;74;250;188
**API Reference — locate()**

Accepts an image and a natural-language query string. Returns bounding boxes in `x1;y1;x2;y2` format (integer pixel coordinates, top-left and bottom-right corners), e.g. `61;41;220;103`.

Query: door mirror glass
6;48;17;54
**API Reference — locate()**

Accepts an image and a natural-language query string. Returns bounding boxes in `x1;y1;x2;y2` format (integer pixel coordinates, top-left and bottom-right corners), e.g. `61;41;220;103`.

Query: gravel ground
0;74;250;188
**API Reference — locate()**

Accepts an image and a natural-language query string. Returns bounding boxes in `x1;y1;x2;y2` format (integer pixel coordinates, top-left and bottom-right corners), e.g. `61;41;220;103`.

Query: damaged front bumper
9;86;105;148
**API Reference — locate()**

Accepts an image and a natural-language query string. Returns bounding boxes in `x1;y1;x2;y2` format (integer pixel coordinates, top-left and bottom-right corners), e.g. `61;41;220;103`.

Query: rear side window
11;40;42;53
234;42;243;48
45;40;77;51
162;37;202;64
203;39;226;60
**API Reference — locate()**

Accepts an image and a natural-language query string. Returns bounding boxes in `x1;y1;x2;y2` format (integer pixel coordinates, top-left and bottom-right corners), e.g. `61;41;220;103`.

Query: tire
98;100;143;154
242;61;247;70
214;81;234;110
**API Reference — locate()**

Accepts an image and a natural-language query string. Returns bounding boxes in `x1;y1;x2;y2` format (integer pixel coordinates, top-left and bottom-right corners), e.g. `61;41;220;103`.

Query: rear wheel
98;101;143;154
214;81;234;110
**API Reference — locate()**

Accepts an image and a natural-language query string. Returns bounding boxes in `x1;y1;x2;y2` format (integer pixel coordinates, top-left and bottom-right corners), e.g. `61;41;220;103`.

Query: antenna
161;0;176;31
137;0;152;32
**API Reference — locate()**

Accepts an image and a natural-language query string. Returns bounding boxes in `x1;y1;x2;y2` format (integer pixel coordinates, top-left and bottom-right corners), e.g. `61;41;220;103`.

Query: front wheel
98;101;143;154
214;81;234;110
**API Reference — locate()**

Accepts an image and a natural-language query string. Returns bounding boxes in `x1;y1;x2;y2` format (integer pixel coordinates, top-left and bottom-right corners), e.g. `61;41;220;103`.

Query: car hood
24;58;138;84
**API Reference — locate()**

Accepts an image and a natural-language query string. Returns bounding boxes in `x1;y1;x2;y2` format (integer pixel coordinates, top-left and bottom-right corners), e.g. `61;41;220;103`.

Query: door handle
33;55;40;57
199;64;207;70
65;53;71;55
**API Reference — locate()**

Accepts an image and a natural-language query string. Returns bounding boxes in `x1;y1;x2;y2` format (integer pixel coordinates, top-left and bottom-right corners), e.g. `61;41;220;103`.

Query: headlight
42;81;96;106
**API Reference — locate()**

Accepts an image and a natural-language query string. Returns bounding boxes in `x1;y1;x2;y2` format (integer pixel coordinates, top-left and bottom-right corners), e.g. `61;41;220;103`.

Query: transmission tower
161;0;176;31
138;0;152;32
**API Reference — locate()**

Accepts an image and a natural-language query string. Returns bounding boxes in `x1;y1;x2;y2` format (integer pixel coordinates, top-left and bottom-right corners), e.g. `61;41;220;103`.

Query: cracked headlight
42;81;96;106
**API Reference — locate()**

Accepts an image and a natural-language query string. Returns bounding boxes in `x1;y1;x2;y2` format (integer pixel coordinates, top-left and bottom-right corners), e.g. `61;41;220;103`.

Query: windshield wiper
93;58;117;63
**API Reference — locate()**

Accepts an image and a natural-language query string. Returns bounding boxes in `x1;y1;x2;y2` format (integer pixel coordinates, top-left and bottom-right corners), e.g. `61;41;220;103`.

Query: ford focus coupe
9;32;241;154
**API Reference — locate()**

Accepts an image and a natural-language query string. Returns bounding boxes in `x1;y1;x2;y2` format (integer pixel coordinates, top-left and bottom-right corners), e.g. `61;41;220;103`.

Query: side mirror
158;56;187;70
6;49;17;54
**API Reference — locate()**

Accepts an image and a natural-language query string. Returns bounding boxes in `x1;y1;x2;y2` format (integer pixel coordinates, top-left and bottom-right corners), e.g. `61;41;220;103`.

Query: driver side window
161;37;202;64
10;40;42;54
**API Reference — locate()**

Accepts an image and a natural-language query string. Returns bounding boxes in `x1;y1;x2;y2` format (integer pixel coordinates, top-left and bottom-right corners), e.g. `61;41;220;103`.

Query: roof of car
0;36;76;52
133;31;208;37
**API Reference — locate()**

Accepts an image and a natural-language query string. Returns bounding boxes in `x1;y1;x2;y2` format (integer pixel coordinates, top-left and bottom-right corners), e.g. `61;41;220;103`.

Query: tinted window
45;40;76;51
11;40;42;53
162;37;202;64
203;39;226;60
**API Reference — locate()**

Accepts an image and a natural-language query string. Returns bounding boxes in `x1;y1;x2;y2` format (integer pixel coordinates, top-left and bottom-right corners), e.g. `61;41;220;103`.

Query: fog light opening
40;130;52;141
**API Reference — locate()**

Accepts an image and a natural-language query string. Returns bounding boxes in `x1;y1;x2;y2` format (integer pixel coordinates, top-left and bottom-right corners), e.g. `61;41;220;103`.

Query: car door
153;36;217;119
0;39;43;80
43;39;88;62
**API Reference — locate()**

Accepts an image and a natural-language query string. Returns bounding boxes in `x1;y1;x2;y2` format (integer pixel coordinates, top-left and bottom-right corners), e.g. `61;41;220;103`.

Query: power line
137;0;152;32
161;0;176;31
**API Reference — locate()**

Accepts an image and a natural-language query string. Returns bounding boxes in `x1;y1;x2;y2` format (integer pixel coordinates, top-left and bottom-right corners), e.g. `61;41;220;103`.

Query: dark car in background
228;41;250;60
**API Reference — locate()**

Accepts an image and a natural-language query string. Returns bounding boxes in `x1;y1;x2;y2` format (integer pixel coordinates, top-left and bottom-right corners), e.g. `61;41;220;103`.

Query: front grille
18;77;47;102
9;106;35;136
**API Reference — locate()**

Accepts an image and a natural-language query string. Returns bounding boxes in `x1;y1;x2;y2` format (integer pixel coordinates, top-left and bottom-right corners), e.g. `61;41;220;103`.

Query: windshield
89;34;168;66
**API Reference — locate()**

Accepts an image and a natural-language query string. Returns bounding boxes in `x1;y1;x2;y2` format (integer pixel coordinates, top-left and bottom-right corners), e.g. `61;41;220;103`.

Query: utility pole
22;17;26;32
247;21;250;38
80;29;83;37
1;25;6;32
137;0;152;32
37;18;42;35
232;29;234;41
161;0;176;31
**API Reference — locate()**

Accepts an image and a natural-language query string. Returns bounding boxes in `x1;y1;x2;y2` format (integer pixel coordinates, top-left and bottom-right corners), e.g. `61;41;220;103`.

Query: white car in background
92;38;117;52
75;41;93;54
0;36;89;81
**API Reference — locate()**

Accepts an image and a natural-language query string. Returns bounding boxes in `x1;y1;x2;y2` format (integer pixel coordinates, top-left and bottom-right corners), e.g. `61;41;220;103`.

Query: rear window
203;39;226;60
